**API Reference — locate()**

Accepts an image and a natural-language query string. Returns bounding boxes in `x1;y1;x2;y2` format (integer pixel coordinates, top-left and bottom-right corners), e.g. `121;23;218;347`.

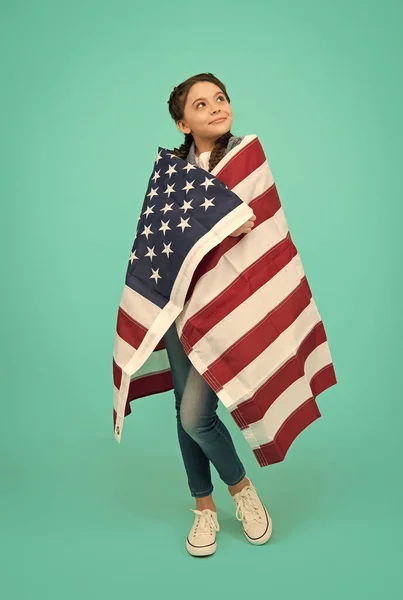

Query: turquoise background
1;0;402;597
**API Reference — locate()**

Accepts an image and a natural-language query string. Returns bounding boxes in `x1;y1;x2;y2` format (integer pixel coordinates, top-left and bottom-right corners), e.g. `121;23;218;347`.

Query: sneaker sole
186;537;217;557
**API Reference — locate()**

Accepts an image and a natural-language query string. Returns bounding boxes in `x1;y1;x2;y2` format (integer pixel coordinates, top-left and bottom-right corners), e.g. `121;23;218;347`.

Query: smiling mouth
210;117;227;124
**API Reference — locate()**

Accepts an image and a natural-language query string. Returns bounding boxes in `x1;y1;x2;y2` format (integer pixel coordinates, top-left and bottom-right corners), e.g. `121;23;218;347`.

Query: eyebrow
192;91;223;106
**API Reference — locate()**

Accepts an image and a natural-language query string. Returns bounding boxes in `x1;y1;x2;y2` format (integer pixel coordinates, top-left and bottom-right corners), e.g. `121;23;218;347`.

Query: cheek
193;115;204;127
186;114;201;129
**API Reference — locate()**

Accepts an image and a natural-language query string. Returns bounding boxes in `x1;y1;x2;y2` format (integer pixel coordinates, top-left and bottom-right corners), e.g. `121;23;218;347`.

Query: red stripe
252;397;322;466
183;232;296;348
127;369;173;408
310;362;337;397
196;276;313;390
184;183;281;305
214;137;266;189
116;307;147;350
231;321;331;427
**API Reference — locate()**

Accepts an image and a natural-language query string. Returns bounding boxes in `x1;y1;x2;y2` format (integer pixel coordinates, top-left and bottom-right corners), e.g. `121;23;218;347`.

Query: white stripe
190;253;307;363
202;299;323;408
305;341;334;383
176;205;292;334
113;333;136;367
239;342;333;448
231;160;274;205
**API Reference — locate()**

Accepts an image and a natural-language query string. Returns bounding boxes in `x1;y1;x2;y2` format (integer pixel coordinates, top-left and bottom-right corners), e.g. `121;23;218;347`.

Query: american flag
112;134;337;467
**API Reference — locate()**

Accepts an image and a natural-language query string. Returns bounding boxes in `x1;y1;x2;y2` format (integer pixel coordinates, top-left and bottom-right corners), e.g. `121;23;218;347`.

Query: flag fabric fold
112;134;337;467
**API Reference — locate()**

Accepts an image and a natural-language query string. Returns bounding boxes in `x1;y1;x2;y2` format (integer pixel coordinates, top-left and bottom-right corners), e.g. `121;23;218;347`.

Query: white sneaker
232;479;272;545
186;508;220;557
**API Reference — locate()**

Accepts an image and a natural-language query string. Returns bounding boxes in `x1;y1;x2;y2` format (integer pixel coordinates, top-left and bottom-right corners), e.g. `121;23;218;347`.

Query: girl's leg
163;322;214;498
180;362;247;491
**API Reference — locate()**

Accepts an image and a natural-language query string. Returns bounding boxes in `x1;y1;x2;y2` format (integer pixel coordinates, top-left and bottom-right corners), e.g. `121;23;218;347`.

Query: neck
193;133;224;157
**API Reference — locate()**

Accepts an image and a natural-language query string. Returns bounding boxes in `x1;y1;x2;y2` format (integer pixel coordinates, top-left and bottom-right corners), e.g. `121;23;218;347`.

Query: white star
151;169;161;183
129;249;139;264
180;199;193;213
143;204;155;218
200;197;215;211
155;151;163;164
177;217;191;232
150;267;162;284
182;179;195;194
165;164;177;178
167;152;177;159
160;202;174;214
183;162;196;173
147;187;159;200
200;177;215;190
140;224;153;240
164;183;176;197
159;220;171;235
161;242;174;258
144;246;157;262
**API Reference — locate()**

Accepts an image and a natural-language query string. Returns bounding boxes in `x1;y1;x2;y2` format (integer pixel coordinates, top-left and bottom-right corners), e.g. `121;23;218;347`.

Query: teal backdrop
1;0;402;598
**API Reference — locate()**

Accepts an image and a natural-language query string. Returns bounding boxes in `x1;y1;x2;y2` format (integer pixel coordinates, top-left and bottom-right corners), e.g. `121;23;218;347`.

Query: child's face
177;81;233;142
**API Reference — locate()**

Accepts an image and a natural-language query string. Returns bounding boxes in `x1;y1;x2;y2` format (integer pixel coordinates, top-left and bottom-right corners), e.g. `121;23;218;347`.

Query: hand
229;214;256;237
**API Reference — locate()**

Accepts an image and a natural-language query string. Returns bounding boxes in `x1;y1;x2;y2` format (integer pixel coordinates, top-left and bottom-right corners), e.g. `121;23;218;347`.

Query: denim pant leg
163;322;213;497
163;321;246;498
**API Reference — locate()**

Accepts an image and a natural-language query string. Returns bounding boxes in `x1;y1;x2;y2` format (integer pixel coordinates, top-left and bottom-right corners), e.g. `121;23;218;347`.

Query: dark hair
167;72;234;172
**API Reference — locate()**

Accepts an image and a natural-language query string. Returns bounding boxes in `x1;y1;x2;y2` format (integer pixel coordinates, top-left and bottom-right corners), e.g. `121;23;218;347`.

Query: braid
171;132;194;160
208;131;232;171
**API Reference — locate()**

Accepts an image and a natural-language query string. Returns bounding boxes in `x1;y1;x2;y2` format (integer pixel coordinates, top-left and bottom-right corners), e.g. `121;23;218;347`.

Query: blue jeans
163;321;246;498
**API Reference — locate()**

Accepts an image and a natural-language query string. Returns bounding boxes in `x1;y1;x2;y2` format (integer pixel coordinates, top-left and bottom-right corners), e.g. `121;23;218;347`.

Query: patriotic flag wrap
112;134;337;467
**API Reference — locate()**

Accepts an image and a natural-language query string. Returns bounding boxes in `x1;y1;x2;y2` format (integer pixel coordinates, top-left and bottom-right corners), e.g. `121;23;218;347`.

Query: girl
165;73;272;557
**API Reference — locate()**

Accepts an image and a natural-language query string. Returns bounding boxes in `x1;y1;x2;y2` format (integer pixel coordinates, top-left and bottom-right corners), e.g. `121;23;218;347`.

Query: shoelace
190;509;220;538
234;487;264;523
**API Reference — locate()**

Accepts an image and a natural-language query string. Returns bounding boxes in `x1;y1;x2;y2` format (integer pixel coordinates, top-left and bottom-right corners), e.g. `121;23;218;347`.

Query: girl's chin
194;123;232;138
208;123;232;136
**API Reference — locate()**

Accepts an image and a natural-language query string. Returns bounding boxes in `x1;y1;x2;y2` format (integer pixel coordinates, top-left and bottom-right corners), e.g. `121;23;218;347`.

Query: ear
177;120;191;135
